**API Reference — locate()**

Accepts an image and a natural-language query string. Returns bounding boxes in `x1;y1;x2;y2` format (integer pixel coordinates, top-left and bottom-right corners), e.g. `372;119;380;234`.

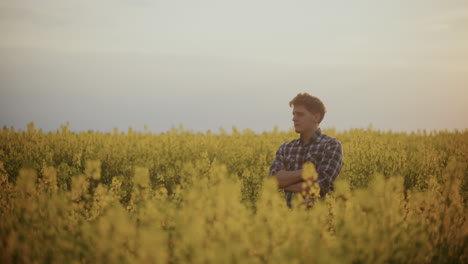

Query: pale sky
1;0;467;133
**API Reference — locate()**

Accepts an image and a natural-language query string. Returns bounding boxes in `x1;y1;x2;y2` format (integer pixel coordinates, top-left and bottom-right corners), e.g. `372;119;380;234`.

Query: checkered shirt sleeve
316;139;343;196
269;143;285;176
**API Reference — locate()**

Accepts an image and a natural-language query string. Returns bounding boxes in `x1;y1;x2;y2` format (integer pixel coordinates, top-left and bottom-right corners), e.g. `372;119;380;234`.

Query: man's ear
312;113;321;123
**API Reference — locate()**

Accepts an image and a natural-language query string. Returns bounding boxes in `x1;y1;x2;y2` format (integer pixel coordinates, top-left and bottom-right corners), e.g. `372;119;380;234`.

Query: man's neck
300;127;319;143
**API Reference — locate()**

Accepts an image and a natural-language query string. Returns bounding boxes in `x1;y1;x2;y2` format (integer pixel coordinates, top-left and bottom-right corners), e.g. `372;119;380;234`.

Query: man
269;93;344;207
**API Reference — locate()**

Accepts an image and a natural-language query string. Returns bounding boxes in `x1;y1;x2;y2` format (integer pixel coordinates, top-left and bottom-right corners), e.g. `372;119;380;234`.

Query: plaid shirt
269;128;344;207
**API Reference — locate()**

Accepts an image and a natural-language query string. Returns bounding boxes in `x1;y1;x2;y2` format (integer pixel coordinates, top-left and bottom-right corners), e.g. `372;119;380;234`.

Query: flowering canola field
0;124;467;263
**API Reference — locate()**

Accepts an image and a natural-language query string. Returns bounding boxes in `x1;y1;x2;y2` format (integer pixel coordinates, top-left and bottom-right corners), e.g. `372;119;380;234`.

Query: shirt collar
296;128;322;145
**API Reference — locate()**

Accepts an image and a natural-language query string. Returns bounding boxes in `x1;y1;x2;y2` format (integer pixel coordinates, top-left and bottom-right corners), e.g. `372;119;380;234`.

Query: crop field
0;124;467;263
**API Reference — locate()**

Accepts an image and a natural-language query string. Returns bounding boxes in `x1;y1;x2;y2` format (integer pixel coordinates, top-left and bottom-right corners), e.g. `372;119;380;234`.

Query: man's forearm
275;170;303;188
284;181;307;193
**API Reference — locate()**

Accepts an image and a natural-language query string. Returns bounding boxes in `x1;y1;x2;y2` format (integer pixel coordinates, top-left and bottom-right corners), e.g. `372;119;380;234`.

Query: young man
269;93;344;207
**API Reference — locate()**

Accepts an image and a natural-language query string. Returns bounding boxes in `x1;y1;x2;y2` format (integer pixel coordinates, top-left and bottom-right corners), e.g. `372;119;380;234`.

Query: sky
1;0;467;133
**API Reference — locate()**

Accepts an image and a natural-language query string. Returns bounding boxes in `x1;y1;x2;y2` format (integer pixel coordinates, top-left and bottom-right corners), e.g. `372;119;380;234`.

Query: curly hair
289;93;327;123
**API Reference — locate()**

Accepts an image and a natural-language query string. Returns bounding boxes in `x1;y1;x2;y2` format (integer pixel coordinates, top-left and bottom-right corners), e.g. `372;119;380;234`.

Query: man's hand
284;181;305;192
275;169;304;188
284;179;318;197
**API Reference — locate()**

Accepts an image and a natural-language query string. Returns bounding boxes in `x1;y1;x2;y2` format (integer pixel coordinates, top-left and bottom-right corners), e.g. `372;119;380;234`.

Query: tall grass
0;124;467;263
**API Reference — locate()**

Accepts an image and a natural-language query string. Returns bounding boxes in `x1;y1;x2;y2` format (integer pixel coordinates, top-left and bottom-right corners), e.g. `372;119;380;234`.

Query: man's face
292;105;320;134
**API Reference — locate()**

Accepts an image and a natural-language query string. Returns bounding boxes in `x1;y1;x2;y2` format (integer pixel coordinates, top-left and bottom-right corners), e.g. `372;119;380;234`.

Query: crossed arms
269;140;344;196
275;169;310;193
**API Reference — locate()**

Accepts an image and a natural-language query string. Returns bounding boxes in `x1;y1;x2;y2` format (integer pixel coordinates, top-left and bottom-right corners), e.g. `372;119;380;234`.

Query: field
0;123;467;263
